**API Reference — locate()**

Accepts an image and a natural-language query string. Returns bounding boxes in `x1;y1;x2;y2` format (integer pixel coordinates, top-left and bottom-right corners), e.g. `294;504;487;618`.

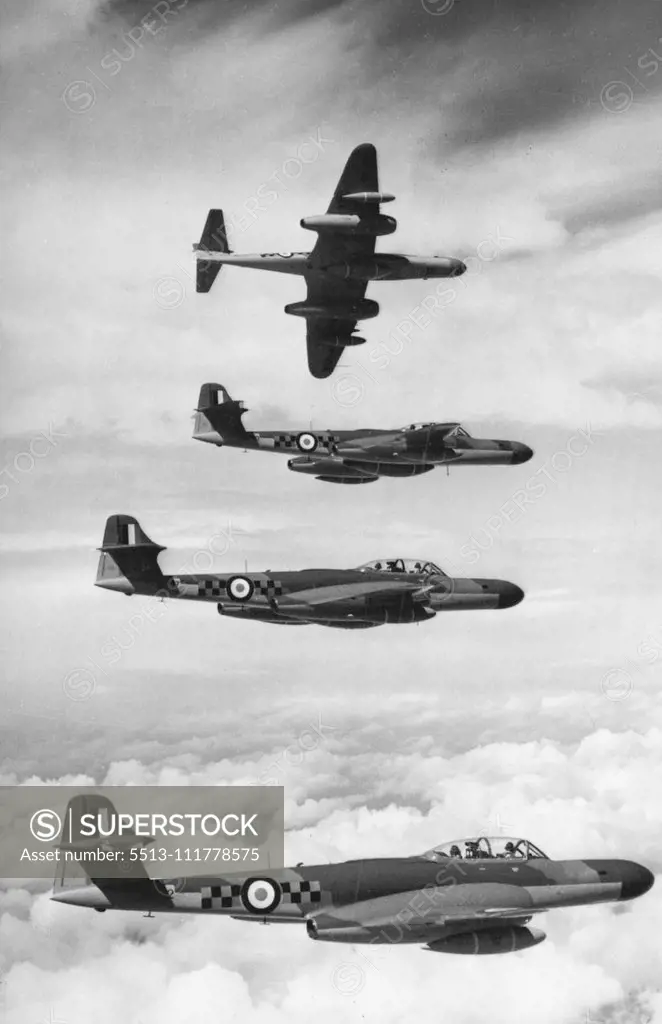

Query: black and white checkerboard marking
197;578;284;600
280;879;322;904
201;883;240;909
256;579;284;599
271;434;340;452
201;878;321;912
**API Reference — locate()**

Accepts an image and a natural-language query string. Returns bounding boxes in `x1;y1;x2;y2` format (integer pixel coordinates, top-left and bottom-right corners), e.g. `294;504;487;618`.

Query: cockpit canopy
400;423;471;440
445;425;471;441
357;558;446;576
421;836;548;862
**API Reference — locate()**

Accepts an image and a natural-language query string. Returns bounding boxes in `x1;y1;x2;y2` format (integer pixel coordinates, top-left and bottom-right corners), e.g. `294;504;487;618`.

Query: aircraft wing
311;142;379;262
305;315;361;379
303;145;384;378
308;884;545;935
280;579;431;608
326;142;380;215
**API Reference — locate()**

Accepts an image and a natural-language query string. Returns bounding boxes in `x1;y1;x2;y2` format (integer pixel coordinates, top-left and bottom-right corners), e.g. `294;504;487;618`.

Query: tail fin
193;382;251;446
51;793;171;912
194;209;229;293
95;515;167;596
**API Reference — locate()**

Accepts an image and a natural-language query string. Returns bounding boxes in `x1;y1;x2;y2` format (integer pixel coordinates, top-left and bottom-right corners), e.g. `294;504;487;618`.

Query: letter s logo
30;809;62;842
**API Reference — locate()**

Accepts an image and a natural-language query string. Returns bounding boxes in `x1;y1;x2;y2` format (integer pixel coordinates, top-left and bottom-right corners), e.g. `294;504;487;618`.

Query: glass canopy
357;559;446;576
421;836;548;862
400;423;470;438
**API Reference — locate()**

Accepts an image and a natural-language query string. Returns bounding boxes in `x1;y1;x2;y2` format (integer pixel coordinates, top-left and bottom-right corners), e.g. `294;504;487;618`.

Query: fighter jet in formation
53;798;654;956
193;143;466;379
95;514;524;628
193;383;533;484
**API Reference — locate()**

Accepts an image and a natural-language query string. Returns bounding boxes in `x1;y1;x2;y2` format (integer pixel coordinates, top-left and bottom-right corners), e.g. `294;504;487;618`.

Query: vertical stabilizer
95;515;167;595
194;209;229;292
193;383;251;445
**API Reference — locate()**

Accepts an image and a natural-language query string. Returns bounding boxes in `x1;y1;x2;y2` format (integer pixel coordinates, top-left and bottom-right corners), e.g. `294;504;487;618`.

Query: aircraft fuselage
53;855;654;933
193;249;465;281
194;419;533;469
95;564;524;620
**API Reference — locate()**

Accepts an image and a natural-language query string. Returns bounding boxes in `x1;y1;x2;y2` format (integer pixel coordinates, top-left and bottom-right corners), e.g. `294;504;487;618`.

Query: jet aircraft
95;514;524;628
193;382;533;484
52;798;654;956
193;142;467;379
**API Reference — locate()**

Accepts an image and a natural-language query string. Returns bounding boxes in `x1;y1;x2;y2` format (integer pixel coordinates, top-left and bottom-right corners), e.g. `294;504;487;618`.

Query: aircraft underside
216;597;436;628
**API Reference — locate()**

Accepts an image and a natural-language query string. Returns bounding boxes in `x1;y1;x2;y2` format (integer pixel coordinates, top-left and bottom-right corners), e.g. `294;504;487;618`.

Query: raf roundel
226;575;255;602
241;877;281;914
296;432;318;453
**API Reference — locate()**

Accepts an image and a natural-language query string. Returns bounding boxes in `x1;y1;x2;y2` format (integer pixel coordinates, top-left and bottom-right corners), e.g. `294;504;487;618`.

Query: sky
1;0;662;1021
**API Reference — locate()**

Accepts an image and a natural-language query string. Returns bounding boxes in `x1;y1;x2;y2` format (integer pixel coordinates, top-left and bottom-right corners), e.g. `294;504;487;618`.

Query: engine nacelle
300;214;396;236
427;926;546;956
284;299;379;321
369;596;436;624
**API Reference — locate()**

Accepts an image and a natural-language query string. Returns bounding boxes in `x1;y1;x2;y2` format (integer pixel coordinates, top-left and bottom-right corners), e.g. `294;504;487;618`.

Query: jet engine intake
426;926;546;955
300;214;396;236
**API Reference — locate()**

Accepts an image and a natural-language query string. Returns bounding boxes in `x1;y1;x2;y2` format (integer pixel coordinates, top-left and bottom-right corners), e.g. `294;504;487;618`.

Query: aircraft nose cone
496;582;525;609
451;259;467;277
511;442;534;465
619;862;655;900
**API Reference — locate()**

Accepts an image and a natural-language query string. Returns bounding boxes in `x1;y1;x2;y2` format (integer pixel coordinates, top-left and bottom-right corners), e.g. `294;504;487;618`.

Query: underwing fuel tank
288;457;435;481
426;926;546;955
340;191;395;203
216;603;305;625
284;298;379;320
307;918;376;942
288;457;379;483
300;214;396;236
